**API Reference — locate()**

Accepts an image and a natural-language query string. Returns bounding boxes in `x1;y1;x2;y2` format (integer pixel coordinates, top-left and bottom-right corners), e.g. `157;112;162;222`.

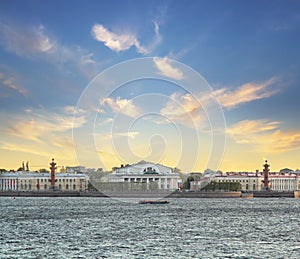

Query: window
73;184;76;190
66;184;69;190
44;184;47;190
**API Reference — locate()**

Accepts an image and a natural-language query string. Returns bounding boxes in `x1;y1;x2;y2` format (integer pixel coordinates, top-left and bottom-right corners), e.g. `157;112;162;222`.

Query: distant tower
263;160;270;190
49;158;57;190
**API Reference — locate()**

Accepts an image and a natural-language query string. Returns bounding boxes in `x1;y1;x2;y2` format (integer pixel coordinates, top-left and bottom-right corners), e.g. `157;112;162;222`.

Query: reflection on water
0;197;299;258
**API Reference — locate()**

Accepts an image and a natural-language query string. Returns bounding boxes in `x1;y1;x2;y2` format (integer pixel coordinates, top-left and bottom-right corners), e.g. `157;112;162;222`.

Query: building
108;161;180;190
268;173;300;191
0;171;89;192
66;166;101;174
213;172;264;191
190;172;300;192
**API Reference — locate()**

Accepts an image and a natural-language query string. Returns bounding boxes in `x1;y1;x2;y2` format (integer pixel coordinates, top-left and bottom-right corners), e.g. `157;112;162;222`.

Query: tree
182;176;194;189
39;168;49;173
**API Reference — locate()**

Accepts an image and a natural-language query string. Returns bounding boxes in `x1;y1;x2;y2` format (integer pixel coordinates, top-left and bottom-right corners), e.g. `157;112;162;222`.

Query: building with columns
191;172;300;192
108;161;180;191
0;172;89;192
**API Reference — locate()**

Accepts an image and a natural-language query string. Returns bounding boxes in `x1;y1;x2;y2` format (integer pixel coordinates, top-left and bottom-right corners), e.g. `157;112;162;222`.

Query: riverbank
0;190;299;198
168;191;242;198
0;191;107;197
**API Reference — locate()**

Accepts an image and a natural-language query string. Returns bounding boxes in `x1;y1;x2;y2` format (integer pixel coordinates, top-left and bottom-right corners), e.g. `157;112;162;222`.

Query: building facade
0;172;89;192
190;172;300;192
108;161;180;190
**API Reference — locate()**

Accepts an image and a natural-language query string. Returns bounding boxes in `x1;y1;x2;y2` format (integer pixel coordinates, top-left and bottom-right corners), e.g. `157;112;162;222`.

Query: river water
0;197;299;258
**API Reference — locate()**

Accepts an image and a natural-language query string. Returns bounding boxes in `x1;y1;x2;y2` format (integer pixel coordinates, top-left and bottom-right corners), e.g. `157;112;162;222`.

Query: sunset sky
1;0;300;172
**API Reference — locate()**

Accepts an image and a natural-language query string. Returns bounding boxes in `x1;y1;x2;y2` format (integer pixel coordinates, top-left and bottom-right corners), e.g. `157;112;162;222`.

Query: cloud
0;107;86;142
0;142;50;157
97;118;114;127
226;119;280;136
92;24;147;54
102;97;141;118
63;105;86;115
91;22;161;54
0;21;99;78
100;131;140;140
215;78;280;109
153;57;184;80
0;71;27;96
146;21;162;53
0;23;55;57
227;119;300;153
160;92;206;129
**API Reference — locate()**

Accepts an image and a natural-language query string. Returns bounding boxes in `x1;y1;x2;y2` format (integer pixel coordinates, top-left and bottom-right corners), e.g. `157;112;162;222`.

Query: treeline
201;181;241;192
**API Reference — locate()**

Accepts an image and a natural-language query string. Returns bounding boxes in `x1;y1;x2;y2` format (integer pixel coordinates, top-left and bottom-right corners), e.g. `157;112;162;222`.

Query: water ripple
0;197;299;258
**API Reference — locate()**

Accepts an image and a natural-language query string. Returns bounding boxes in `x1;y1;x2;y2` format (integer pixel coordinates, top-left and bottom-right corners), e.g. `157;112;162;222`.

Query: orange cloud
160;92;207;129
102;97;141;118
215;78;280;109
1;107;86;142
227;119;300;153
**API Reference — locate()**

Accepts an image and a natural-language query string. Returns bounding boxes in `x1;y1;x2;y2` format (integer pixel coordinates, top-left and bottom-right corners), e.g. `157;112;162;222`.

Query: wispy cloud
0;23;55;57
153;57;184;80
0;106;86;142
158;77;281;130
0;21;99;78
102;97;141;118
227;119;300;153
215;78;280;109
0;71;27;96
160;92;206;129
100;131;140;140
91;21;161;54
0;142;51;158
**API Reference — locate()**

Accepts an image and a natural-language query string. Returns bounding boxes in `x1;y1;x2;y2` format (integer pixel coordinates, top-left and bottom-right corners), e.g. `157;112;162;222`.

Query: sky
0;0;300;172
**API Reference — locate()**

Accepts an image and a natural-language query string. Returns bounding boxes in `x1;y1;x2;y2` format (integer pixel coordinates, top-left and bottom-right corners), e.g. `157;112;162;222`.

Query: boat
138;200;170;204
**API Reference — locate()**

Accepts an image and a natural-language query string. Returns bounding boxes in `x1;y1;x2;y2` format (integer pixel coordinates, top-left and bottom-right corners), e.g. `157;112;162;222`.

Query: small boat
138;200;170;204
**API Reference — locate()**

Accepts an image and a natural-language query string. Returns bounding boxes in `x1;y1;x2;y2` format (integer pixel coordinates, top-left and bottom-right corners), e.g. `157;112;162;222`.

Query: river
0;197;299;258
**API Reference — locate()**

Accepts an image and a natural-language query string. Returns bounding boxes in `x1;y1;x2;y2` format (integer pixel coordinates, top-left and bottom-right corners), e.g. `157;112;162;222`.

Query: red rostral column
263;160;270;190
49;158;57;190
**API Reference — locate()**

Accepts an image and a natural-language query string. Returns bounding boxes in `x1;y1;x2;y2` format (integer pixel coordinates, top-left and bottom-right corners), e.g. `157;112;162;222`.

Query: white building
66;166;99;174
191;172;300;192
269;174;300;191
108;161;180;190
0;171;89;192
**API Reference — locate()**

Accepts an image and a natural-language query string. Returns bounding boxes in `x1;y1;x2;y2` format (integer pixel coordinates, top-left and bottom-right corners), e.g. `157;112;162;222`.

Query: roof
114;161;174;175
0;172;88;178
